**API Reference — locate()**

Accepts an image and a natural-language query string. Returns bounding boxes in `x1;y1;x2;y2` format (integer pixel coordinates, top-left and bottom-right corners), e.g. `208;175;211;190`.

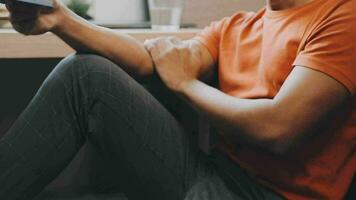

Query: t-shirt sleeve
293;6;356;95
193;17;230;63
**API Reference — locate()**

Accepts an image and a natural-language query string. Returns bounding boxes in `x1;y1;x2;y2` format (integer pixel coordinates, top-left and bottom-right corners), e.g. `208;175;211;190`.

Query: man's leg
0;54;207;200
0;53;284;200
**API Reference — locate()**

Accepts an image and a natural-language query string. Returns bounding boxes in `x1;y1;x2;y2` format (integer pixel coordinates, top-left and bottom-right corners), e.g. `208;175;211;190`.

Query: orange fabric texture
194;0;356;199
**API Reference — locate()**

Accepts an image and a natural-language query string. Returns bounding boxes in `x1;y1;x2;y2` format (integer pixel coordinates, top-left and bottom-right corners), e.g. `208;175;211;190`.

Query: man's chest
218;20;306;97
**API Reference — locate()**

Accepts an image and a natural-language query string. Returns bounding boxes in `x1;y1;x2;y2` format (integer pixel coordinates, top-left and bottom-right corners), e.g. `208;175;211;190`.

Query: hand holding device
2;0;66;35
0;0;53;8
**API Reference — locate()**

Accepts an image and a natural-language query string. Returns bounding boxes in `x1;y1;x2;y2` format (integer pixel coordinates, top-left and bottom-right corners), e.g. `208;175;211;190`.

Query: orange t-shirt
194;0;356;199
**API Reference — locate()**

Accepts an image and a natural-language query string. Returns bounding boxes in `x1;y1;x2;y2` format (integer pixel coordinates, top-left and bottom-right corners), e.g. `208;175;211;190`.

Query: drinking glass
148;0;184;31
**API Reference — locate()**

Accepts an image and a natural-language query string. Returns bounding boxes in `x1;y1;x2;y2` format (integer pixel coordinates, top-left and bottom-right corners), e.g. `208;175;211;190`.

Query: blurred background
182;0;264;27
90;0;265;27
0;0;265;28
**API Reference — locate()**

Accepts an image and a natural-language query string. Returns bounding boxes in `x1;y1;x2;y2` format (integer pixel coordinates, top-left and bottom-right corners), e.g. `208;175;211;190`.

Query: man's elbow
136;57;154;77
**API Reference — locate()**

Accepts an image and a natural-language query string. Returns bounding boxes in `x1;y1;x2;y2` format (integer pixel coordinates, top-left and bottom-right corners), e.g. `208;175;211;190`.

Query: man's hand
6;0;65;35
6;0;156;79
145;37;209;93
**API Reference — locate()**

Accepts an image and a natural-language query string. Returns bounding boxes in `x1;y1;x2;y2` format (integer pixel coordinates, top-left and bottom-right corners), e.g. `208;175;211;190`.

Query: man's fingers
12;20;37;35
167;36;181;45
5;0;11;11
143;39;155;51
10;12;38;23
6;0;40;13
144;41;161;61
144;37;164;50
7;0;40;23
144;37;177;62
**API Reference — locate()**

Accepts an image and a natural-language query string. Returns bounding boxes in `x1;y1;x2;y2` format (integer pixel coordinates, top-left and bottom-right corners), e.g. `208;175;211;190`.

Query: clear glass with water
148;0;184;31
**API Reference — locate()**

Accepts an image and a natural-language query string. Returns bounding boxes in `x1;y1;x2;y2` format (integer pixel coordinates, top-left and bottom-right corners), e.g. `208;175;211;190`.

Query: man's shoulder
318;0;356;19
308;0;356;35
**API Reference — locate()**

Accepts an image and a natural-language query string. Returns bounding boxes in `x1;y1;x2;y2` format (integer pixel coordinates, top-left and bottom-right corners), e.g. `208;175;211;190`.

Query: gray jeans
0;54;283;200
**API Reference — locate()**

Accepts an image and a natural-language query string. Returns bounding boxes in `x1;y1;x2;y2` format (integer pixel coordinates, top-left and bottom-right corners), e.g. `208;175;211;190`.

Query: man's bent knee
55;53;117;78
37;53;121;98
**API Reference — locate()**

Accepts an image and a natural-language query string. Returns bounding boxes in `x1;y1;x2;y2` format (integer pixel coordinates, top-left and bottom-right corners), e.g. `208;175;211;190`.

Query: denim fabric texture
0;54;283;200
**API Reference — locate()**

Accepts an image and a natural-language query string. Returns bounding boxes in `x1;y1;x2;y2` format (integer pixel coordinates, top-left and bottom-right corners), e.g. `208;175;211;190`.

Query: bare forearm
52;6;153;77
145;32;350;157
179;80;282;150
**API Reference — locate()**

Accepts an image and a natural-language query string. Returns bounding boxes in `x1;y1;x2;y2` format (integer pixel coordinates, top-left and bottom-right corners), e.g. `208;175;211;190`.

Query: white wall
93;0;147;22
70;0;265;26
182;0;265;27
62;0;147;22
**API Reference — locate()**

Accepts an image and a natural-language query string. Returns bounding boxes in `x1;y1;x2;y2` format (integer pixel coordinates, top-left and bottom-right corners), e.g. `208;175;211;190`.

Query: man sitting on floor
1;0;355;199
